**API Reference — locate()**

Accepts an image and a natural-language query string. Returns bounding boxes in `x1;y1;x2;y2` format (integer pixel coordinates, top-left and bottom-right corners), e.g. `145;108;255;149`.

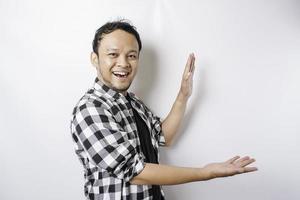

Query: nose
116;55;129;68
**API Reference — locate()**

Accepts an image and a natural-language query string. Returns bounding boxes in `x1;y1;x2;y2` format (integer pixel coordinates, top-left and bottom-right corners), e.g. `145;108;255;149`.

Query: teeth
113;71;129;76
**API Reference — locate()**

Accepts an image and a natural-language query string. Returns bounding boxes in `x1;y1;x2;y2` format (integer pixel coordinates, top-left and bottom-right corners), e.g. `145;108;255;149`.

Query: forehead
99;29;139;51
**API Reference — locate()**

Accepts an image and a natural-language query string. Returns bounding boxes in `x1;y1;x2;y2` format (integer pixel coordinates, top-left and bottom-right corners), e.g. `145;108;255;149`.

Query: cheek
130;60;139;69
105;58;114;66
99;60;115;72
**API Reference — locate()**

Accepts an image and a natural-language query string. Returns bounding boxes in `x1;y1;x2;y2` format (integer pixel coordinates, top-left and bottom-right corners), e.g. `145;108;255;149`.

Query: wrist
195;167;214;181
176;92;189;104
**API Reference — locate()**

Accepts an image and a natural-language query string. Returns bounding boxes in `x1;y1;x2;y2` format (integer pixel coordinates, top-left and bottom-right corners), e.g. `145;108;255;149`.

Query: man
70;20;257;200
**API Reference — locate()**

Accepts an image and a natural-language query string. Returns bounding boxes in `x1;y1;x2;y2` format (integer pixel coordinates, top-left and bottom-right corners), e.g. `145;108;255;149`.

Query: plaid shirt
70;78;166;200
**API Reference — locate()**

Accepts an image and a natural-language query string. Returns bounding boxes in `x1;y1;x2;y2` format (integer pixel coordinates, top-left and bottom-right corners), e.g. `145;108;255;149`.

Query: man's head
91;20;142;95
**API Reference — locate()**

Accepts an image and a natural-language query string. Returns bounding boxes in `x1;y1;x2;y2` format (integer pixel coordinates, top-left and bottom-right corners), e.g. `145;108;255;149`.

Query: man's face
91;29;139;94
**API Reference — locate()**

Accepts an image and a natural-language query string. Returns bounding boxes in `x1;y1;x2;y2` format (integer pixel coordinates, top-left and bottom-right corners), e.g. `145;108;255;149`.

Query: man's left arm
162;53;195;146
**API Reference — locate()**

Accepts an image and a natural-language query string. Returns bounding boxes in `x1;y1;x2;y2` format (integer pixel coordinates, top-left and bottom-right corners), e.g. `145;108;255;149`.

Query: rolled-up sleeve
150;114;166;146
72;103;145;182
140;103;166;146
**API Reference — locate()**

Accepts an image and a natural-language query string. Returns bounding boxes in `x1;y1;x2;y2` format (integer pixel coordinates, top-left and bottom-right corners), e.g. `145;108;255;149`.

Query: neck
97;76;128;96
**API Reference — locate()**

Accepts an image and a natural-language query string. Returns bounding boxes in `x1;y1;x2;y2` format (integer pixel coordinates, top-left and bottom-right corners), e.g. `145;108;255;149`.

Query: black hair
92;19;142;55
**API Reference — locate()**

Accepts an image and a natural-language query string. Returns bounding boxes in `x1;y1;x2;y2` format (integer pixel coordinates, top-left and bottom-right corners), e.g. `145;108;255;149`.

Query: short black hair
92;19;142;55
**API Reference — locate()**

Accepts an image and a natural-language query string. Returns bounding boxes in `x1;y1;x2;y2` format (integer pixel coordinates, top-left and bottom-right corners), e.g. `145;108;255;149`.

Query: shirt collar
93;77;121;100
93;77;136;101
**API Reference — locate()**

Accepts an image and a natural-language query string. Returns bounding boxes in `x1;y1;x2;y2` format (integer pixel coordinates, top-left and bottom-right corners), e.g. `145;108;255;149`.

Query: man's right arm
130;156;257;185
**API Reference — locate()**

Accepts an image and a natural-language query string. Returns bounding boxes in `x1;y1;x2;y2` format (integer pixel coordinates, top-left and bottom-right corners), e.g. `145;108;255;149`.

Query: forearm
130;163;211;185
162;92;188;146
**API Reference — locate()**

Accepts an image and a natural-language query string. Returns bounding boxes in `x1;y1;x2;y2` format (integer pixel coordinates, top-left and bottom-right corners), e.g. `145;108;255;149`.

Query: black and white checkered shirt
70;78;166;199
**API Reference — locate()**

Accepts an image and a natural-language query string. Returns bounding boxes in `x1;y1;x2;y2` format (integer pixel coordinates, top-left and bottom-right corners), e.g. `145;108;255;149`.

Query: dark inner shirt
126;95;164;200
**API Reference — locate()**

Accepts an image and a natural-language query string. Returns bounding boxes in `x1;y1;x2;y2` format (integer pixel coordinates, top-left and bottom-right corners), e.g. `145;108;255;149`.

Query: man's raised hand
179;53;196;100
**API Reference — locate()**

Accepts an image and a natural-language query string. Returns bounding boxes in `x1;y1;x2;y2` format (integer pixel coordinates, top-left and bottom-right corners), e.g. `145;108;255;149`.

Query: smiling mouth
112;71;130;78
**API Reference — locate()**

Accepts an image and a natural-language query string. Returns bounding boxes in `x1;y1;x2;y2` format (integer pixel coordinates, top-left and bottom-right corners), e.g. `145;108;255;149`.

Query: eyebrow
127;50;138;54
106;48;138;53
106;48;119;51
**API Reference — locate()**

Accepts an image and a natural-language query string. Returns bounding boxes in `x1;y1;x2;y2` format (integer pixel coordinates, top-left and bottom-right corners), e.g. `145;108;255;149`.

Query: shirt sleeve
149;112;166;146
132;94;166;146
139;102;166;147
72;102;145;182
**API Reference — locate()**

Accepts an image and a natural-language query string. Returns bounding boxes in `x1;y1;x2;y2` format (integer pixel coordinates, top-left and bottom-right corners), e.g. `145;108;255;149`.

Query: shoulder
72;88;113;118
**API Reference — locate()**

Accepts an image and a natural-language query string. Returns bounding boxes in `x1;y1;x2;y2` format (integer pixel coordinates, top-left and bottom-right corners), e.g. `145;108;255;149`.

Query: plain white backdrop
1;0;300;199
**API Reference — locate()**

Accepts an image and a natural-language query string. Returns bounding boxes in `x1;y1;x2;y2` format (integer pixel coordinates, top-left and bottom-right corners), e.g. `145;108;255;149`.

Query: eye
128;54;137;59
108;53;118;57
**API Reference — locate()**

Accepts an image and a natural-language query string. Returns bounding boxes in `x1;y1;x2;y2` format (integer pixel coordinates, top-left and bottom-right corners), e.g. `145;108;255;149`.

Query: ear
90;52;99;68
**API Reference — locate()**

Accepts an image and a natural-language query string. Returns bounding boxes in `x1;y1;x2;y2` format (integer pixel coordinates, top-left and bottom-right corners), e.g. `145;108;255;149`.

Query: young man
70;20;257;200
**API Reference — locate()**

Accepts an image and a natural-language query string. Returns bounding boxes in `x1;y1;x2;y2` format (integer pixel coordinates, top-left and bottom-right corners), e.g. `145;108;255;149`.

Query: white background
1;0;300;199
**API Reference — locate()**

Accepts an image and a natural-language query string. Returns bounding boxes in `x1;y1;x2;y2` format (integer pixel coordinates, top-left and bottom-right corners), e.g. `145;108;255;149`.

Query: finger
242;167;258;173
183;54;193;76
183;54;194;81
239;156;250;161
240;158;256;167
186;55;196;80
226;156;240;164
189;53;195;73
235;156;250;164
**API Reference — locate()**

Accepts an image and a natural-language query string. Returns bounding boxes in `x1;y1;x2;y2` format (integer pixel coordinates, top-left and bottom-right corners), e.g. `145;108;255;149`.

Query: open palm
204;156;258;178
179;53;195;99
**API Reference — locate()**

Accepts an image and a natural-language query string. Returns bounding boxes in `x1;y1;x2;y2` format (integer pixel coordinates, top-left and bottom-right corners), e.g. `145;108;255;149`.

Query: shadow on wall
134;46;209;148
159;59;208;158
175;61;207;146
134;45;209;154
132;46;159;100
160;60;208;199
132;46;212;199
